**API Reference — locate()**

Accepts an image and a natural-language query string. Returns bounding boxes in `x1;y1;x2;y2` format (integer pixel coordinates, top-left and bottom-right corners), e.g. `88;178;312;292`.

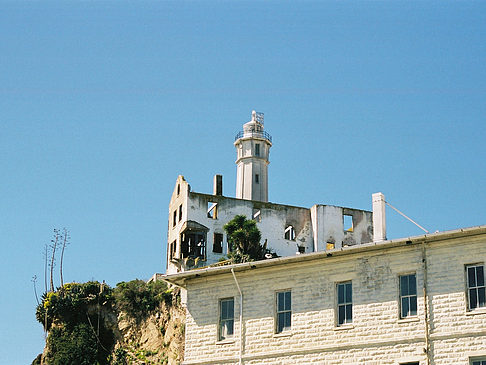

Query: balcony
234;130;272;143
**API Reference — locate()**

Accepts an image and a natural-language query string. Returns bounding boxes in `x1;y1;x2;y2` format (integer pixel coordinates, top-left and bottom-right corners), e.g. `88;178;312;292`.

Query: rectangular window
337;281;352;326
207;202;218;219
255;174;259;184
343;214;353;232
471;358;486;365
172;210;177;227
276;290;291;333
178;204;183;222
252;208;261;222
213;233;223;253
467;264;486;310
400;274;417;318
255;143;260;156
219;298;234;341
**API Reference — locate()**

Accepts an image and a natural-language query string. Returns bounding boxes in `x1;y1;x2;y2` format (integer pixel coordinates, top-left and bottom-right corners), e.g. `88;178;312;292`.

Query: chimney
372;192;386;242
213;175;223;196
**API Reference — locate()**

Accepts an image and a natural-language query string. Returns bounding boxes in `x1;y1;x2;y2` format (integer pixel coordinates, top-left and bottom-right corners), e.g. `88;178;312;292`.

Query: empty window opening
297;246;305;254
177;184;180;195
213;233;223;253
252;208;261;222
343;214;353;232
180;232;206;259
276;290;291;333
284;225;296;241
255;143;260;156
400;274;417;318
207;202;218;219
219;298;234;341
178;204;183;222
467;263;485;310
172;210;177;227
255;174;259;184
337;281;352;326
169;240;176;260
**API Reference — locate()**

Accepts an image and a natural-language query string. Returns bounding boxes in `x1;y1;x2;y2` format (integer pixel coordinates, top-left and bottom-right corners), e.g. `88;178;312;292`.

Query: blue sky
1;1;485;363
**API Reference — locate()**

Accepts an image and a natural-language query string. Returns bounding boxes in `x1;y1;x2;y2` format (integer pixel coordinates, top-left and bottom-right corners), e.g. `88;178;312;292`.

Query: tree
223;215;267;263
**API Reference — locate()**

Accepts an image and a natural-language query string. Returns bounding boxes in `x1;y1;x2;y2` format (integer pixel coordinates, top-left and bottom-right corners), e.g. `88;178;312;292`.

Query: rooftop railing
235;130;272;143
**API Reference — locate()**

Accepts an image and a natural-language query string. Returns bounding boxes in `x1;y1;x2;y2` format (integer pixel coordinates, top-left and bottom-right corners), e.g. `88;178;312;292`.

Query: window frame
336;281;352;326
218;297;235;341
275;290;292;334
466;263;486;311
399;273;418;319
470;357;486;365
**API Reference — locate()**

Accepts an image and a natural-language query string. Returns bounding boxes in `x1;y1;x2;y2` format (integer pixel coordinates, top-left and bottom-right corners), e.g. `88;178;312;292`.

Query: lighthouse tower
234;111;272;202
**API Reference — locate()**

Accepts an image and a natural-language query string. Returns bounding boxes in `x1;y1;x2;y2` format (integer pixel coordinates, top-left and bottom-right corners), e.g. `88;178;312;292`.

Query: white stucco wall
182;233;486;364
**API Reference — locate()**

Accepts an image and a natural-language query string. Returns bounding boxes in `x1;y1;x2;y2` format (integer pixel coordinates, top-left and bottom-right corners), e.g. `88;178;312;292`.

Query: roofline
188;191;372;213
162;224;486;287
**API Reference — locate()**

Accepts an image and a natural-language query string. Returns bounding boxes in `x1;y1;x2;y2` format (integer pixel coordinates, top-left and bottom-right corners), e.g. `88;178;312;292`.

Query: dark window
181;232;206;260
400;274;417;318
177;184;180;195
337;281;352;326
219;298;234;341
284;225;295;241
471;360;486;365
255;174;259;184
255;143;260;156
169;240;176;260
213;233;223;253
173;211;177;227
276;291;291;333
297;246;305;254
178;204;183;222
467;264;485;310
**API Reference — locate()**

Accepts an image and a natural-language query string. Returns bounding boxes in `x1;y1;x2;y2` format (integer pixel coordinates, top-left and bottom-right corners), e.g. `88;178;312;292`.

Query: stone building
164;225;486;365
166;111;375;275
162;111;486;364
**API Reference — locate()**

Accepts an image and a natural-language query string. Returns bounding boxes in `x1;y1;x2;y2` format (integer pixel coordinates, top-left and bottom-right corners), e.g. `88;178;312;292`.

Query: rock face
33;286;186;365
112;295;185;365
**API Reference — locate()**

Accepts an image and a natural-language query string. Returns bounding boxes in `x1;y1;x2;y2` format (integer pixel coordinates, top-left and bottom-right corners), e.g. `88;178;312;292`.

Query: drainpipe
231;268;243;365
422;241;431;365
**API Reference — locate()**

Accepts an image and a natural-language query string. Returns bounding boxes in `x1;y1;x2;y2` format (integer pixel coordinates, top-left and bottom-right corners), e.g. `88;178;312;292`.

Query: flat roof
162;224;486;287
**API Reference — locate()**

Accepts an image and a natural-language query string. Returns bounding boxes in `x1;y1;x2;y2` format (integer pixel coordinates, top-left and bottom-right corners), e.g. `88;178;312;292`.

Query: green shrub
113;280;171;320
36;281;114;330
46;323;98;365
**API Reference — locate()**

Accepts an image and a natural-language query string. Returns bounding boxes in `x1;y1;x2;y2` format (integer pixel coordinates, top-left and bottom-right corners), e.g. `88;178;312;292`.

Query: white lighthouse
234;110;272;202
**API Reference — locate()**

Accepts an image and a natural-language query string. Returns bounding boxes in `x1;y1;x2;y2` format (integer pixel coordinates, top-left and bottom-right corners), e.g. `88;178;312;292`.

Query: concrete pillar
372;192;386;242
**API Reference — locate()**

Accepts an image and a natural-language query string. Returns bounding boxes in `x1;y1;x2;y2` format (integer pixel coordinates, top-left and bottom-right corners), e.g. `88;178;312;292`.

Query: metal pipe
231;268;243;365
422;241;431;365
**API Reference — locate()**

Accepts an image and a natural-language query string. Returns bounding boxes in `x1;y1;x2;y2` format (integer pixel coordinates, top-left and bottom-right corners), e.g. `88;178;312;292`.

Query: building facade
166;112;376;274
164;225;486;365
162;111;486;363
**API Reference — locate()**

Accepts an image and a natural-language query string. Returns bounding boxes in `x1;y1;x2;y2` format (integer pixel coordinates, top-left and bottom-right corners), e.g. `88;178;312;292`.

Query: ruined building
162;112;486;365
166;111;380;275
